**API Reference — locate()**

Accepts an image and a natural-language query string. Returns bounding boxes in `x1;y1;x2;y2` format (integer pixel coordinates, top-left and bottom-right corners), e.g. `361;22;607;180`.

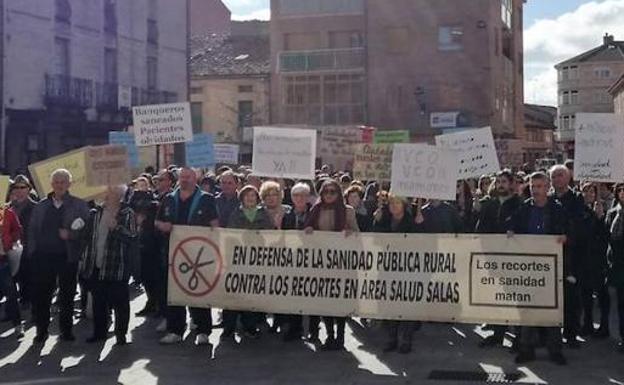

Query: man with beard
475;170;523;348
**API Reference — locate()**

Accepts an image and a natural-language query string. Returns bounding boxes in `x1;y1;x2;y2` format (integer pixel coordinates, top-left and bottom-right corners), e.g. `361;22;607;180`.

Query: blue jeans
0;261;21;326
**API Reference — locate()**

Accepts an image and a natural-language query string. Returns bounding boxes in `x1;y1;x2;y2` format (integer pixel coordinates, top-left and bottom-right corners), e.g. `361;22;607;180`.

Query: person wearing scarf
606;183;624;353
304;179;359;351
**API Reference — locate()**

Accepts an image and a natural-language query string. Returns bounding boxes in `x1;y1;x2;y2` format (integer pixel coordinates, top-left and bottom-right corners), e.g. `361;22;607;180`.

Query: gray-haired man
28;169;90;343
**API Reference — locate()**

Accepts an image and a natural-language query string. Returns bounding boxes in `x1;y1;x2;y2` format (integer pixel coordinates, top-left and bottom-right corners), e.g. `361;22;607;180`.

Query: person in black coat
281;182;312;342
605;183;624;353
549;165;585;348
344;185;372;232
373;193;420;354
475;170;523;348
511;171;567;366
578;182;610;338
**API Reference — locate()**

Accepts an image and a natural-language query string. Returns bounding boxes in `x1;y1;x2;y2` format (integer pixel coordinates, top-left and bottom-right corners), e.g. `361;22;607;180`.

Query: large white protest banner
252;127;316;180
435;127;500;179
132;102;193;147
168;227;563;327
574;113;624;183
390;144;458;200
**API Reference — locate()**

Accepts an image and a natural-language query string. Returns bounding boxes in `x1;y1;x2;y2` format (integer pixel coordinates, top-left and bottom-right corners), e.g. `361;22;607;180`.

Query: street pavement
0;289;623;385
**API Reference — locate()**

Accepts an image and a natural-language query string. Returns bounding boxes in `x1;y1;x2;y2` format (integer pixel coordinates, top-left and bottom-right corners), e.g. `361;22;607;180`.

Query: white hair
291;182;311;196
549;164;569;178
50;168;72;183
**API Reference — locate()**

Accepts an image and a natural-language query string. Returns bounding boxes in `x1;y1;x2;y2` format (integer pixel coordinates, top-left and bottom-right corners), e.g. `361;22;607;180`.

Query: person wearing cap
8;175;36;306
28;168;90;343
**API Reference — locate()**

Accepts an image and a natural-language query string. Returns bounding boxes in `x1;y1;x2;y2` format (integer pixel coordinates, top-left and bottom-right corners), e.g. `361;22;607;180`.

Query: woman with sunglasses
605;183;624;352
304;179;359;350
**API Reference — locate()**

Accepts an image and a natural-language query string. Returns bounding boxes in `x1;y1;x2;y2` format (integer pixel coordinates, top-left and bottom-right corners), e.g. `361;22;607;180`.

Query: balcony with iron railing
279;47;365;73
44;74;93;109
45;74;178;110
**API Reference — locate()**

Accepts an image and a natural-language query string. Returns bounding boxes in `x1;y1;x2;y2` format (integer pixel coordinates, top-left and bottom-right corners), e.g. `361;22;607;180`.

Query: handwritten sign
390;144;458;200
85;145;131;187
28;148;107;201
214;144;240;165
374;130;409;144
252;127;316;180
574;113;624;182
185;133;215;168
435;127;500;179
319;126;372;171
132;102;193;147
353;143;393;181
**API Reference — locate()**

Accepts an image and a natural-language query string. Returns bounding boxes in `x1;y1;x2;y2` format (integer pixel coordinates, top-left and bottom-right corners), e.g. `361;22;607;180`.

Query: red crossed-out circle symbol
171;236;223;297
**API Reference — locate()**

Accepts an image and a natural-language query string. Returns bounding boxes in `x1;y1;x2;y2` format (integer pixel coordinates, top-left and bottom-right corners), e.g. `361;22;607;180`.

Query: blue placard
186;133;215;168
109;131;139;168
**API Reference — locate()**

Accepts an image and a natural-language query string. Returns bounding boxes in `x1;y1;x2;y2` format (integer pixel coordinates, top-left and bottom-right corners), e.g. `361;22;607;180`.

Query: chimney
604;33;615;46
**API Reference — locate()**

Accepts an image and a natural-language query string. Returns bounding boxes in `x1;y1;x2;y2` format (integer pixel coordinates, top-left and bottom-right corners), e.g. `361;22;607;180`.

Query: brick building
555;33;624;158
190;0;231;36
608;74;624;115
1;0;188;173
270;0;525;143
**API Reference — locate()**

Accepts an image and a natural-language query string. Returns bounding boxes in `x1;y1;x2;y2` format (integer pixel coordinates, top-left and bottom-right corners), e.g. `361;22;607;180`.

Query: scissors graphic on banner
178;247;214;291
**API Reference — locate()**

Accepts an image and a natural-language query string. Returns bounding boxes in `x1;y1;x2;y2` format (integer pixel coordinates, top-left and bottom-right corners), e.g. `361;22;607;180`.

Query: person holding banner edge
304;179;360;351
156;167;219;346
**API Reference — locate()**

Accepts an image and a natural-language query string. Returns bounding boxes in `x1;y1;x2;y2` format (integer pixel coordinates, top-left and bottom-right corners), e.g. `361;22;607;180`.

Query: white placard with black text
435;127;500;179
252;127;317;180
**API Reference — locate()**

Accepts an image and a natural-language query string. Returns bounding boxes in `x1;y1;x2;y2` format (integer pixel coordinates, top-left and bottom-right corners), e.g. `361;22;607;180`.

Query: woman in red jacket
0;204;23;338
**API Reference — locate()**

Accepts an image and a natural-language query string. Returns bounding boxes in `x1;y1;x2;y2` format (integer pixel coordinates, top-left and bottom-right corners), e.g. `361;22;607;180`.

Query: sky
222;0;624;106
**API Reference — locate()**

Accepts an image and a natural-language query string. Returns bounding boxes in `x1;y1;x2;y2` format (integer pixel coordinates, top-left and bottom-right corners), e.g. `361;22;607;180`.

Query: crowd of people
0;159;623;367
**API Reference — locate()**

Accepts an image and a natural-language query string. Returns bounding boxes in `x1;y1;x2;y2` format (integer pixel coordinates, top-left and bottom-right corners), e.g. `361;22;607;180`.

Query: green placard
373;130;410;144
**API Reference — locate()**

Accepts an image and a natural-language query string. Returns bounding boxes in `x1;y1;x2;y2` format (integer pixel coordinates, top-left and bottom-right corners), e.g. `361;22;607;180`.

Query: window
190;86;203;94
329;31;364;49
279;0;364;16
438;26;464;51
55;0;72;24
385;27;409;53
238;101;254;127
54;37;70;76
191;102;203;133
104;0;117;34
238;85;253;93
501;0;513;29
594;67;611;79
560;67;569;81
147;19;159;45
570;90;579;105
569;65;579;79
104;48;117;83
561;91;570;105
147;57;157;90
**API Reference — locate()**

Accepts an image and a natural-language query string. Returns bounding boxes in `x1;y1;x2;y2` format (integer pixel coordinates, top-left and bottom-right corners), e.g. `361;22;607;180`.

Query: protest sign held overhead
85;145;131;187
319;126;373;171
574;113;624;183
435;127;500;179
28;148;107;201
390;144;458;200
252;127;316;180
185;133;215;168
214;144;240;165
132;102;193;147
353;143;393;181
168;227;563;327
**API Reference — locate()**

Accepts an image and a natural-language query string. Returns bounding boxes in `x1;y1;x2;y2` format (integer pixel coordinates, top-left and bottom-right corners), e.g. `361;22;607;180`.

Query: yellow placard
28;148;107;201
0;175;10;203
